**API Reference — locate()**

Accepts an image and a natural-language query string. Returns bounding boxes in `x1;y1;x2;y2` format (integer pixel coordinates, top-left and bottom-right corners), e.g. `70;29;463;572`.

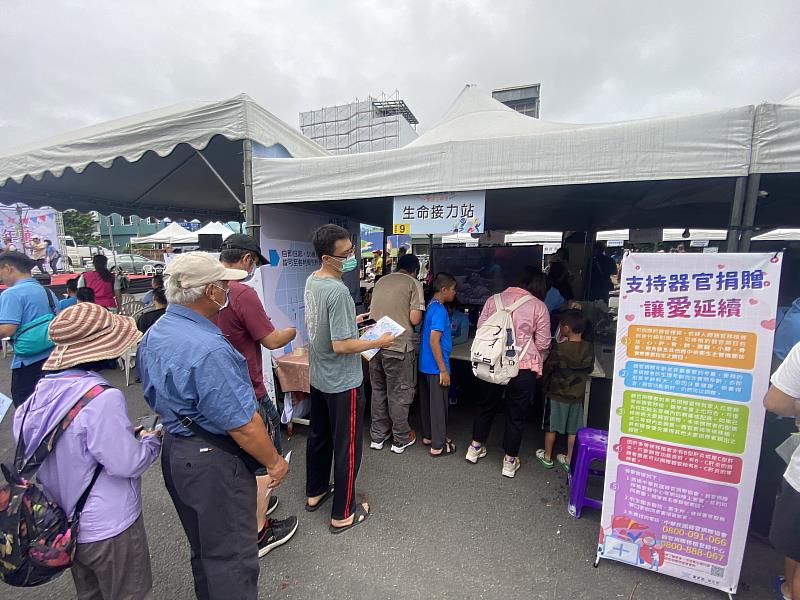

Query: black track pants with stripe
306;385;366;520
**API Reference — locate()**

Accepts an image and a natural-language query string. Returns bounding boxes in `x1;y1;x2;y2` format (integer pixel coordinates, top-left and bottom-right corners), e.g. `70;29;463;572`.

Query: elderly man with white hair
137;252;288;600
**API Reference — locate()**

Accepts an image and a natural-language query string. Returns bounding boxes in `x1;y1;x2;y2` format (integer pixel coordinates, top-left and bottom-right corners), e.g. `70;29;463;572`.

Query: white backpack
470;294;533;385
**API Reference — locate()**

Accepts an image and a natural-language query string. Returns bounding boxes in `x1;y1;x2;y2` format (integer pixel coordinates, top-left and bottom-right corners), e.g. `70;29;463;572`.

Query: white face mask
210;283;230;311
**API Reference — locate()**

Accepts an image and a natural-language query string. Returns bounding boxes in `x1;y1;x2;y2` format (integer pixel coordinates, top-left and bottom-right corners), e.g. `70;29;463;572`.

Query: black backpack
0;383;107;587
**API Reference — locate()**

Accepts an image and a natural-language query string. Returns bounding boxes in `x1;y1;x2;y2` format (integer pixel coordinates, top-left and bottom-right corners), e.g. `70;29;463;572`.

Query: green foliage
62;210;96;245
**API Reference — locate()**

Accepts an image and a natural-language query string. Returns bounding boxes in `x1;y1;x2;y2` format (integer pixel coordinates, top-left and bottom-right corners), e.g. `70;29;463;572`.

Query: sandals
305;485;334;512
329;503;370;535
556;454;570;473
430;440;456;457
535;449;554;469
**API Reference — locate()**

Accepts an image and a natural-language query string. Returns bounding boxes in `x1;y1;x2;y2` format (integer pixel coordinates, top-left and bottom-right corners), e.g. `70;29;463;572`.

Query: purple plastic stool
567;427;608;518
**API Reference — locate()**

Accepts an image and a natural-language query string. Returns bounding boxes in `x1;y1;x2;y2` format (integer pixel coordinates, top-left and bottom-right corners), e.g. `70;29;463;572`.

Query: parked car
58;236;108;270
104;253;165;275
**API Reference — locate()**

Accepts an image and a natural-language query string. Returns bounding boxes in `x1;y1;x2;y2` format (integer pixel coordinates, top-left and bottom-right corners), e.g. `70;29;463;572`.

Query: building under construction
300;92;419;155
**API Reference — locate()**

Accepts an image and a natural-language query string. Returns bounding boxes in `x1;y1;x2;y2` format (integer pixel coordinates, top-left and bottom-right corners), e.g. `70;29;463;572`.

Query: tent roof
194;220;235;240
596;228;728;242
752;228;800;241
253;85;755;216
0;94;327;220
407;85;577;147
130;221;198;244
751;91;800;175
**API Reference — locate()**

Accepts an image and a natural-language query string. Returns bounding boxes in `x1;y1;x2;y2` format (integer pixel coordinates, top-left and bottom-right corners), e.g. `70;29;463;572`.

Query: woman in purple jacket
14;302;161;599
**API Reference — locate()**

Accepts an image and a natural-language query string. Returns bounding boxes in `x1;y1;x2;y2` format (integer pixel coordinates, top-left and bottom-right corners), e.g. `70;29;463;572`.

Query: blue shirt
544;287;565;313
140;290;154;306
58;296;77;311
774;299;800;361
137;304;257;436
0;278;57;368
419;299;452;375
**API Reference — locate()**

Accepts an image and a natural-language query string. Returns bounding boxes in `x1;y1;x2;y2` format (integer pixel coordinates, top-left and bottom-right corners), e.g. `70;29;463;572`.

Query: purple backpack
0;383;107;587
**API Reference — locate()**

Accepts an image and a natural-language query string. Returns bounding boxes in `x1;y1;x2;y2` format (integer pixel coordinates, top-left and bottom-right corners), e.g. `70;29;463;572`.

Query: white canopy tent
0;94;327;221
194;220;235;241
253;85;757;233
130;221;198;245
596;229;728;242
752;229;800;242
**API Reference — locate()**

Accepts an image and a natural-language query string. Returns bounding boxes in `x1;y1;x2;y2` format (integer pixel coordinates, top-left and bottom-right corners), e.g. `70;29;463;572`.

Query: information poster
392;190;485;235
598;252;782;594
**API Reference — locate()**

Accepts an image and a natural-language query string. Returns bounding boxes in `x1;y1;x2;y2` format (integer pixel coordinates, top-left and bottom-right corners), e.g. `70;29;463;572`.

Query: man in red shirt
214;234;298;558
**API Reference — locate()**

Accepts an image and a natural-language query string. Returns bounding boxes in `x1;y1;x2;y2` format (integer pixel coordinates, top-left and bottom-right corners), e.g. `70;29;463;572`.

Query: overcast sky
1;0;798;151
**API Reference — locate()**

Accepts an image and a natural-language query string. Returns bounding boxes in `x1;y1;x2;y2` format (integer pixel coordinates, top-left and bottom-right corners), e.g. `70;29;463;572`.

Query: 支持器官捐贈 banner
597;252;782;594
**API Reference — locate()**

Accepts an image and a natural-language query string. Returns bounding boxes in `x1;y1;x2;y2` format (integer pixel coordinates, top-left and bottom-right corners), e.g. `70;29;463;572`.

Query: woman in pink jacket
466;270;551;478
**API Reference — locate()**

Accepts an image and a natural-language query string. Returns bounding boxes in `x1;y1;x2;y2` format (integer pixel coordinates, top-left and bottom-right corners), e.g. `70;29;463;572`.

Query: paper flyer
360;316;405;360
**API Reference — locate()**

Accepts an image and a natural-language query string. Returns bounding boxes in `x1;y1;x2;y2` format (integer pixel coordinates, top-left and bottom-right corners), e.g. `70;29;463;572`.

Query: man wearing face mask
137;252;288;600
304;225;395;533
215;234;298;556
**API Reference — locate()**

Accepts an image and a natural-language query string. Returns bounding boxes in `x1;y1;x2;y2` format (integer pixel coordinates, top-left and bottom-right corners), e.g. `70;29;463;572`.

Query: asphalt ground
0;358;782;600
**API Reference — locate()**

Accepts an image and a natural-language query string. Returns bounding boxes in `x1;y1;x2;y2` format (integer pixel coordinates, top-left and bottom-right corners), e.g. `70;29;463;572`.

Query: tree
62;210;97;245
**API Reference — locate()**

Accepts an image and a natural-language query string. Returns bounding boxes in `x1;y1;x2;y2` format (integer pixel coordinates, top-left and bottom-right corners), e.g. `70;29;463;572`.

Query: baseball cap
220;234;268;266
164;251;247;288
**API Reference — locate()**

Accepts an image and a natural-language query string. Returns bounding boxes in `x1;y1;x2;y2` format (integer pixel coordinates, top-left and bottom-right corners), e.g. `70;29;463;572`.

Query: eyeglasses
331;247;356;259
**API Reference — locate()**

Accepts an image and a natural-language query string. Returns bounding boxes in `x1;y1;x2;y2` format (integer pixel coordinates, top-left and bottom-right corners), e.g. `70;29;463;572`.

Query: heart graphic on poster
625;314;635;322
748;298;758;305
761;318;777;330
717;264;725;270
622;295;628;300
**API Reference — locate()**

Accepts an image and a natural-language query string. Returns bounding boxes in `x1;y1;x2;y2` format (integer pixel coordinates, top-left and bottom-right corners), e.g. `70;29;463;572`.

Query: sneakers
258;515;299;558
267;495;279;516
502;456;521;478
390;430;417;454
369;435;391;451
465;443;487;464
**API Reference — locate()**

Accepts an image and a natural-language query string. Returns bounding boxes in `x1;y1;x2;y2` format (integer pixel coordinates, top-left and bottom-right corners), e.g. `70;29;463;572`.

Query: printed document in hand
360;316;405;360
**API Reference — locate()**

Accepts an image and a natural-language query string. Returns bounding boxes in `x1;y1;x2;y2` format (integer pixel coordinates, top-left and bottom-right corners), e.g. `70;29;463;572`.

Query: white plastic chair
119;342;140;387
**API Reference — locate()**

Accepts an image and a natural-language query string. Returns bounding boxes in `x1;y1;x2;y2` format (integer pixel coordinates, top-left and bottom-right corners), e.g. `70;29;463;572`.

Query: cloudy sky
1;0;798;151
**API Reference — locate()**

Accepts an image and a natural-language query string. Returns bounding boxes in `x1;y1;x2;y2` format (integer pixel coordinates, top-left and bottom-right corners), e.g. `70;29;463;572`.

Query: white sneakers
390;431;417;454
502;457;521;478
466;444;521;478
369;435;391;451
465;443;487;464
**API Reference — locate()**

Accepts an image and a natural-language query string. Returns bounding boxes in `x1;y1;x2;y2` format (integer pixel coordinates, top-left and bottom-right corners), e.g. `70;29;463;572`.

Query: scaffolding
299;90;418;155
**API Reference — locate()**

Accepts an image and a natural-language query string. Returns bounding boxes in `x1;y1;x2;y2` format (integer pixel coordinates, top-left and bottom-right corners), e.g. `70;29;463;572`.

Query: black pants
162;434;258;600
419;373;449;450
306;385;366;521
11;358;47;407
32;258;46;274
472;369;537;457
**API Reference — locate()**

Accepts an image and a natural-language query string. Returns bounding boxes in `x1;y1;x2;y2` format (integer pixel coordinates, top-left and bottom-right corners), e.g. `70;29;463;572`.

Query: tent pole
725;176;747;252
738;174;761;253
194;149;244;211
242;139;260;239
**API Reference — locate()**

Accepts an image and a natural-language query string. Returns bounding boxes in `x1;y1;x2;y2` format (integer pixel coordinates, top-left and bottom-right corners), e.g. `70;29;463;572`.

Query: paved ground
0;359;781;599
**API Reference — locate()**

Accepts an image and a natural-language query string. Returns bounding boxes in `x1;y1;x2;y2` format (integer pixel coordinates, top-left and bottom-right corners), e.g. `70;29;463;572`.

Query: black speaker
198;234;223;251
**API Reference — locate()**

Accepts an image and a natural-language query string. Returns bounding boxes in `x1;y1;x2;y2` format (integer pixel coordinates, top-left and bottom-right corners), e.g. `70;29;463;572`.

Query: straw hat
43;303;142;371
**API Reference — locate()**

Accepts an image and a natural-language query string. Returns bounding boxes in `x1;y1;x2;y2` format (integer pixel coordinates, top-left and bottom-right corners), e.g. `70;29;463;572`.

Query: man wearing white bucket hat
137;252;288;600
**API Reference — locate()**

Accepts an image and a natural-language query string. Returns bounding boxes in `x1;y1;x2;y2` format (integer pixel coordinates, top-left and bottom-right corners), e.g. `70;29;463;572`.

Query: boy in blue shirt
419;273;458;456
58;277;79;310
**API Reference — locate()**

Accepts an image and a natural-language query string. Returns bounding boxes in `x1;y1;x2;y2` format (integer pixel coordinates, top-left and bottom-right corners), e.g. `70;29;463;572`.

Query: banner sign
597;252;782;594
0;204;59;254
392;190;484;235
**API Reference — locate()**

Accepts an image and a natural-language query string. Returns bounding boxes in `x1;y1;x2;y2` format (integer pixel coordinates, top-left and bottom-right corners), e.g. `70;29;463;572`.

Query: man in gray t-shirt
304;225;393;534
305;274;362;393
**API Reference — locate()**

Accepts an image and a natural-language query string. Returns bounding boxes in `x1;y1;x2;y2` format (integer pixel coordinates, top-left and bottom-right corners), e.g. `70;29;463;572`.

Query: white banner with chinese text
392;190;484;235
597;252;782;594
